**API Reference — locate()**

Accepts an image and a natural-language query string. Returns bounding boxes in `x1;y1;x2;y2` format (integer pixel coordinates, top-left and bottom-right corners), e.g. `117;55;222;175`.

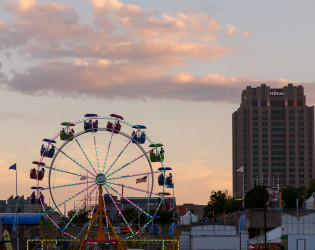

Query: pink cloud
2;59;301;103
226;24;236;37
226;24;250;38
0;0;259;103
0;0;235;65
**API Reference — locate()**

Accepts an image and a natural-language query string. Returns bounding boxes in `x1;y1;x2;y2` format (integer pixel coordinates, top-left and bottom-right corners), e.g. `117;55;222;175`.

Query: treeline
204;179;315;217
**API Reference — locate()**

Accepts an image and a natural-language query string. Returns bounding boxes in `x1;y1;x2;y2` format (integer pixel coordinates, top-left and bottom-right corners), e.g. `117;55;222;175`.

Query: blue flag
9;163;16;170
12;215;17;232
166;183;174;188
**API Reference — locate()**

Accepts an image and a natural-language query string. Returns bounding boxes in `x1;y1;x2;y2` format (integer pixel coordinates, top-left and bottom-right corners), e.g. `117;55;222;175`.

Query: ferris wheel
30;113;173;244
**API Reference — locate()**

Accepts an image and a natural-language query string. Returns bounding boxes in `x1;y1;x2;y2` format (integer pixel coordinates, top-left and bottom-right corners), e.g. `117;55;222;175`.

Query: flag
296;198;299;216
12;215;17;232
166;183;174;188
136;176;147;184
278;191;282;208
236;166;244;172
223;210;226;224
9;163;16;170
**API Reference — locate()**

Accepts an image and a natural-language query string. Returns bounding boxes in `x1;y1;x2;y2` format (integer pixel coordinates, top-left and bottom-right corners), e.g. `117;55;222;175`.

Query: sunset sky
1;0;315;205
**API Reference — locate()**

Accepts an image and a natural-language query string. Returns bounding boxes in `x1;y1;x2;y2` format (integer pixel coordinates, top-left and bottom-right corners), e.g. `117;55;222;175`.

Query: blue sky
1;0;315;206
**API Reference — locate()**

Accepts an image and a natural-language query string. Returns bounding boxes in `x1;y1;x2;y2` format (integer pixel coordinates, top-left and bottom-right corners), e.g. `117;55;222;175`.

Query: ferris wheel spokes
46;180;95;191
45;164;93;179
91;123;101;173
64;184;98;230
104;186;134;236
105;184;152;219
103;128;141;175
75;138;98;175
54;145;96;177
79;188;99;241
107;170;161;181
102;119;117;174
107;181;162;197
106;148;154;178
52;182;97;211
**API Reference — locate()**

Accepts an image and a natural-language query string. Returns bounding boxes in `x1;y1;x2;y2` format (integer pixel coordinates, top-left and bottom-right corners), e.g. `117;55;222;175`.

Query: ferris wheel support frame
79;184;125;250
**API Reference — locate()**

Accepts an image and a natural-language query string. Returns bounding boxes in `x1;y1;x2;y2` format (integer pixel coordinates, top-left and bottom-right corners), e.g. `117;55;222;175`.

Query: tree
155;210;173;225
224;198;242;212
122;207;147;225
67;209;89;224
204;190;241;218
282;186;305;208
244;184;269;208
306;179;315;199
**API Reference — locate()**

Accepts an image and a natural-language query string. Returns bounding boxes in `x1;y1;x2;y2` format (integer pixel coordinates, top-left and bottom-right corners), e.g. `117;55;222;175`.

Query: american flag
136;176;147;184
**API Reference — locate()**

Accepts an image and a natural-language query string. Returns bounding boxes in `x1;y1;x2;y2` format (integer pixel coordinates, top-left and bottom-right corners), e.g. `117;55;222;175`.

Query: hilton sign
270;89;284;96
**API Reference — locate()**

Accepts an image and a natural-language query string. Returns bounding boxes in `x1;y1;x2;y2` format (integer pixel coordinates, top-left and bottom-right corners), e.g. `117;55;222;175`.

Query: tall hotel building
233;84;314;198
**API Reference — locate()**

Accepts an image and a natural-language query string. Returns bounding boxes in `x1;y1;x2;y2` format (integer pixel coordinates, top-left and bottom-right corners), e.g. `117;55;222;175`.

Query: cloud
0;0;233;64
226;24;250;38
0;0;257;103
226;24;236;37
1;59;298;103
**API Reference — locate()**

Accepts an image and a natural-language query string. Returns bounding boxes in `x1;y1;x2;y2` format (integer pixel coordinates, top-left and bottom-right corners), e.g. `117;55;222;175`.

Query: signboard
270;89;284;96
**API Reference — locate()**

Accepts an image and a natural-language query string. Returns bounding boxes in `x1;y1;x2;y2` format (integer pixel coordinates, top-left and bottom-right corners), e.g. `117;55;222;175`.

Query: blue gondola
166;174;173;185
132;125;147;129
84;120;98;132
132;125;147;144
158;174;164;186
84;113;98;117
158;167;172;171
40;139;56;158
42;139;56;144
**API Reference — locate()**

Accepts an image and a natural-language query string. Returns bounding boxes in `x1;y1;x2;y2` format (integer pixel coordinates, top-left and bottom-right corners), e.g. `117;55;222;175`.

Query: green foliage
306;179;315;199
204;190;242;217
282;186;305;208
155;210;173;225
122;207;147;225
244;184;269;208
67;209;89;224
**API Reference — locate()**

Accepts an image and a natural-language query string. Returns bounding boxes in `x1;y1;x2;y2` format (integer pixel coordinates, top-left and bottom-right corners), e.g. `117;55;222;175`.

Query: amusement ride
29;113;174;249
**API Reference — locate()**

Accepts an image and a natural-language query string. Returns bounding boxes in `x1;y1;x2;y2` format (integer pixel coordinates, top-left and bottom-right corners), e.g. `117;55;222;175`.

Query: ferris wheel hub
95;173;106;185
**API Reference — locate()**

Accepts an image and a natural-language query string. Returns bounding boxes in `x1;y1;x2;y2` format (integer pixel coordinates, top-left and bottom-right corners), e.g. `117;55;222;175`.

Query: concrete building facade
233;84;314;198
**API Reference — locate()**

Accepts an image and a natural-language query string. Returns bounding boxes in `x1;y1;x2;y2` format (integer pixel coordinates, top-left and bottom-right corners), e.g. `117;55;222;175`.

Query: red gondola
110;114;124;120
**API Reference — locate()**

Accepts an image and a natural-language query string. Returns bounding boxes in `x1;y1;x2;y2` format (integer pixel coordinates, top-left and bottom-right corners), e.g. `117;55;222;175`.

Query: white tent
305;195;315;210
180;210;198;225
249;226;281;244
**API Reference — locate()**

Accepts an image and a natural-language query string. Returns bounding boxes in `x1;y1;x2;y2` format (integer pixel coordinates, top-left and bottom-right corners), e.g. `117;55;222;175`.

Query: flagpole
16;164;19;250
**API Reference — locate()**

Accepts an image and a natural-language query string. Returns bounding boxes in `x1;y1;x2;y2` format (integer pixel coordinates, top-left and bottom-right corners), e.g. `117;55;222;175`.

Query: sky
1;0;315;206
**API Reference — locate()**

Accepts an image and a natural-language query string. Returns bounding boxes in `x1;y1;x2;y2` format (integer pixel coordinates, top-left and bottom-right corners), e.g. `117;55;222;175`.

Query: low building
282;213;315;250
179;223;248;250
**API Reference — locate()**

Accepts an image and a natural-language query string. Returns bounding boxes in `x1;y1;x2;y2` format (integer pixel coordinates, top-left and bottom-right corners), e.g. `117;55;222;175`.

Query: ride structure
30;113;173;249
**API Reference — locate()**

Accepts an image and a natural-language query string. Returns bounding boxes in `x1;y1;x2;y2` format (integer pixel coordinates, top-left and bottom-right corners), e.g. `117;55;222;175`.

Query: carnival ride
29;113;173;249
